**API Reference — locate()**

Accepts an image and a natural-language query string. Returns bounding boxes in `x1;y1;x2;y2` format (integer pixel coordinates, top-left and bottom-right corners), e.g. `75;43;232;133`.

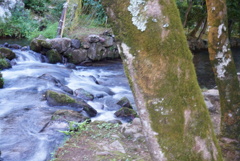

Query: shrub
27;22;58;40
0;6;38;38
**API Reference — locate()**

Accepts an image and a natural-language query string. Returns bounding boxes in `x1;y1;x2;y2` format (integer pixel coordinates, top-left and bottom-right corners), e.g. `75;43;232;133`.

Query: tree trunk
206;0;240;140
197;17;207;40
57;0;70;38
102;0;222;160
189;16;205;37
183;0;193;28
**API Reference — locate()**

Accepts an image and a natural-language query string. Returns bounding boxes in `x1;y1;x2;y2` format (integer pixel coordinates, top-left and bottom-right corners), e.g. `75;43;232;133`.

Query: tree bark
206;0;240;140
102;0;222;160
183;0;193;28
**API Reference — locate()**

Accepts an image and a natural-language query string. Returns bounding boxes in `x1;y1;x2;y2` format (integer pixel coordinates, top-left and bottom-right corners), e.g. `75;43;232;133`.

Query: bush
23;0;50;15
27;22;58;40
0;6;38;38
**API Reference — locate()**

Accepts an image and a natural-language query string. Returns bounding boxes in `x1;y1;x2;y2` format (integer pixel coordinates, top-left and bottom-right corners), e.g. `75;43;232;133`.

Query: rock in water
45;90;97;117
74;88;94;101
116;97;132;109
0;47;16;60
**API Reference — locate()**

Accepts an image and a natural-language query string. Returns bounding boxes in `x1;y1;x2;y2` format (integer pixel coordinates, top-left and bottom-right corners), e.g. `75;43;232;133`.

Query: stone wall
30;32;120;65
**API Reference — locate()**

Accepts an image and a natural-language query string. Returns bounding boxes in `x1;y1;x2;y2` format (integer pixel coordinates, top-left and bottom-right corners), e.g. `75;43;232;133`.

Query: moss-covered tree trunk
206;0;240;139
102;0;222;160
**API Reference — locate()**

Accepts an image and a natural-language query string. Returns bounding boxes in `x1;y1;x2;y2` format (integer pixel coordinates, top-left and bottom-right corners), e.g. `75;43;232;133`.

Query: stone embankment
30;32;120;65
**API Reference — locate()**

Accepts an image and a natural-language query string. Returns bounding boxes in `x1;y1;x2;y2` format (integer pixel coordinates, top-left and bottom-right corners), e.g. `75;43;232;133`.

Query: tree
183;0;193;28
102;0;222;160
206;0;240;140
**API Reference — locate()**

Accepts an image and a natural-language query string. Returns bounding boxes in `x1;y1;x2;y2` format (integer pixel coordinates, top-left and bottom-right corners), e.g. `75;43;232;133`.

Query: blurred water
0;49;134;161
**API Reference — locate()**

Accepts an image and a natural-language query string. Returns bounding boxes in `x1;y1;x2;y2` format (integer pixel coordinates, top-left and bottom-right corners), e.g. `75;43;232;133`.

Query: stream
0;49;134;161
0;42;240;161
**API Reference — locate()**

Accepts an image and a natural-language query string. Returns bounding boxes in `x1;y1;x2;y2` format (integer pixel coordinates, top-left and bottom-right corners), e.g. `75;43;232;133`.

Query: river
0;48;134;161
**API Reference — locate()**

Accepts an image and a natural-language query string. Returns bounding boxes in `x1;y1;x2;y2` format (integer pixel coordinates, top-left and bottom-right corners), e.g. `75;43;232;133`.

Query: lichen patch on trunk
128;0;148;31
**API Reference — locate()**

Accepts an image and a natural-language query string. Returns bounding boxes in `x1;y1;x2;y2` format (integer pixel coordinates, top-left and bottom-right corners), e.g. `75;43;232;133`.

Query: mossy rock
51;110;89;122
0;58;11;70
117;97;132;109
41;40;52;49
74;88;94;101
114;107;137;122
64;48;88;65
46;90;75;105
46;90;97;117
46;49;62;64
0;72;3;88
30;39;43;53
0;48;16;60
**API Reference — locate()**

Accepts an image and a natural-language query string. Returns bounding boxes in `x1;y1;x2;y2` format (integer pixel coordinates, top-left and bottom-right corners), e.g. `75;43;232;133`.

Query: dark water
193;47;240;89
0;38;30;46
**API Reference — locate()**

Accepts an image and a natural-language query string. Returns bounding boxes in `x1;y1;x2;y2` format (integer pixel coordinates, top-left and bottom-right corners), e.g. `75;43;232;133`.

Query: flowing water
0;49;134;161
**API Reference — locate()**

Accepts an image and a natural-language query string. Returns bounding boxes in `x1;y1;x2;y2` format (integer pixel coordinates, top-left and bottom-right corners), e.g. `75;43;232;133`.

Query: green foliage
0;6;38;38
176;0;206;30
82;0;107;25
23;0;50;15
0;58;9;69
27;22;58;40
59;119;90;135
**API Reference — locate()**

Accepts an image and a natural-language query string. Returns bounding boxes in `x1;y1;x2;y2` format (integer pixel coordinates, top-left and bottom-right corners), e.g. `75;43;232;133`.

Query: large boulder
71;39;81;49
46;38;71;54
30;36;49;53
87;43;107;61
46;49;62;64
64;48;88;64
46;90;97;117
0;47;16;60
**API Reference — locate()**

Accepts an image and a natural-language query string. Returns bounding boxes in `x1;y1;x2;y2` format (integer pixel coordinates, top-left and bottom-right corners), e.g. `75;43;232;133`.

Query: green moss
47;90;76;104
114;107;137;118
102;0;223;160
0;48;16;60
46;49;62;64
30;39;43;52
41;40;52;49
0;58;10;70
